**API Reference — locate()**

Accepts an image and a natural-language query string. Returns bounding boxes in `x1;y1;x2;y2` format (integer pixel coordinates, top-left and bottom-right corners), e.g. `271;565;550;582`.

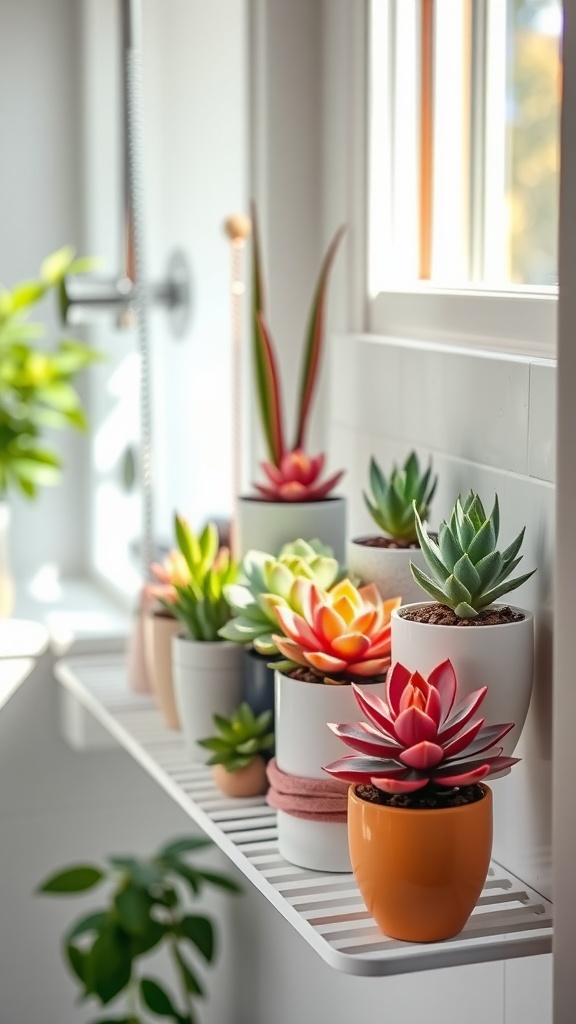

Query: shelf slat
55;654;553;977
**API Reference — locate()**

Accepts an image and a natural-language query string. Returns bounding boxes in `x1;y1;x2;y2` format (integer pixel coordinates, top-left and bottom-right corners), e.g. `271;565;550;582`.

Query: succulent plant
364;452;437;544
272;578;401;683
198;704;274;772
410;491;536;619
251;203;345;501
161;515;238;641
218;538;341;655
324;660;519;793
146;549;191;610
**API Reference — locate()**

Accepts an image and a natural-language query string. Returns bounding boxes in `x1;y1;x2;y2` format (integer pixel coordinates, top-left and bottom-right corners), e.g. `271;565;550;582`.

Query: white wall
0;0;89;583
327;333;554;1022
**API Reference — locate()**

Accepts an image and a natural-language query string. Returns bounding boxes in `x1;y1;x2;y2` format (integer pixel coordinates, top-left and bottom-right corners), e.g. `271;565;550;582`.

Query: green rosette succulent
218;538;341;655
364;451;437;544
198;704;274;772
410;491;536;619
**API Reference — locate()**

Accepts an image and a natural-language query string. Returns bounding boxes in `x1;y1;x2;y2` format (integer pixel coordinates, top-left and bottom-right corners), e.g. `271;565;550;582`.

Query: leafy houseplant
347;452;438;605
236;205;347;561
266;578;401;872
198;704;274;798
37;835;241;1024
392;491;536;758
0;247;97;614
168;515;244;762
324;660;519;942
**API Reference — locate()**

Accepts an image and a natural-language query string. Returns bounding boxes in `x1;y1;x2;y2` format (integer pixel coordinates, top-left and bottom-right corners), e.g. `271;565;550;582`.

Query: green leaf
38;865;104;894
86;923;133;1004
66;911;109;943
179;915;215;962
108;856;165;888
438;523;461;572
444;574;473;607
369;456;386;504
409;563;450;605
40;245;76;284
175;514;201;573
39;380;81;412
65;943;89;987
114;884;153;936
476;569;537;608
172;945;205;998
10;280;46;310
293;224;345;449
467;518;496;566
453;554;482;598
141;977;180;1017
130;917;166;956
501;527;526;568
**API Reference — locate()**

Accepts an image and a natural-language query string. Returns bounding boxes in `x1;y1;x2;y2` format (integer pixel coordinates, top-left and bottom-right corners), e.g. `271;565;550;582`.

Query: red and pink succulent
251;203;345;502
324;659;519;792
272;578;401;682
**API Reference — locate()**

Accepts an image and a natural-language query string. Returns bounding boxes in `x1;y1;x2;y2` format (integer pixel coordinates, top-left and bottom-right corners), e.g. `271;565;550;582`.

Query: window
368;0;561;354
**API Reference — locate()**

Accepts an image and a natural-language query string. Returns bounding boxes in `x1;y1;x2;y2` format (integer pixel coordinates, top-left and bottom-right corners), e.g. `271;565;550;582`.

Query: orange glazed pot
348;784;493;942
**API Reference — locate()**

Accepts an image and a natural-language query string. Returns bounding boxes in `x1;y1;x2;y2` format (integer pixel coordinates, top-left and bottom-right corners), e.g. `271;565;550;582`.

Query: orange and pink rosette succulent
272;577;401;683
145;550;190;607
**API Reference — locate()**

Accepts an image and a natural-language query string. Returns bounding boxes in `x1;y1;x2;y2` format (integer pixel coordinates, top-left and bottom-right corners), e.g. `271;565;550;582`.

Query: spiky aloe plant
410;492;536;619
168;514;239;641
364;452;437;544
251;202;345;501
218;538;341;655
198;704;274;772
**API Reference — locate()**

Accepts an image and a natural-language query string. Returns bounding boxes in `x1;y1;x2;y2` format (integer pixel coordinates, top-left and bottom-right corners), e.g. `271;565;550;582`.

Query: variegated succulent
364;452;437;544
410;492;536;619
272;578;401;683
218;538;341;655
324;660;519;793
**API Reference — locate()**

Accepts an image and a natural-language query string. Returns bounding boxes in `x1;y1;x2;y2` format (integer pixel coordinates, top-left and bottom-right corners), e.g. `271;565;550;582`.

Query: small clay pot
213;756;268;798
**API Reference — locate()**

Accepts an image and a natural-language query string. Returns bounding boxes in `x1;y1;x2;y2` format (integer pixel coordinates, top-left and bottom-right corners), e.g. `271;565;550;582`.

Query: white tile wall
328;334;554;1024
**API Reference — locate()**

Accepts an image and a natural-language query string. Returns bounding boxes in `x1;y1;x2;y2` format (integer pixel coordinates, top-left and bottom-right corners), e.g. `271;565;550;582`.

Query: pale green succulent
410;492;536;619
218;538;341;655
364;452;437;544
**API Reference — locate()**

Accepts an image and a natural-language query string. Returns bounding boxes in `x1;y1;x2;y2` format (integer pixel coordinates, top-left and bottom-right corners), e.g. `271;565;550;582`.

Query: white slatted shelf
55;653;553;977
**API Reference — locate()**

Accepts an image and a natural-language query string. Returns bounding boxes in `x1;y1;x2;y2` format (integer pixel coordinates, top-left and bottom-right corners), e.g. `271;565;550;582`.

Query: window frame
366;0;559;359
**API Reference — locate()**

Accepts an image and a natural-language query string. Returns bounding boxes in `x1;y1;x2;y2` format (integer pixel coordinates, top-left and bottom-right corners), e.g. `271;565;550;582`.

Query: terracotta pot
236;495;346;563
213;756;268;797
348;784;493;942
347;536;428;604
391;603;534;756
172;636;243;762
143;611;181;728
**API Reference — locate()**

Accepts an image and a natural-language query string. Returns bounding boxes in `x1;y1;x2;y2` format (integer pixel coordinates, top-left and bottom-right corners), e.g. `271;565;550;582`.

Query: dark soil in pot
399;604;524;626
355;782;486;810
354;535;420;550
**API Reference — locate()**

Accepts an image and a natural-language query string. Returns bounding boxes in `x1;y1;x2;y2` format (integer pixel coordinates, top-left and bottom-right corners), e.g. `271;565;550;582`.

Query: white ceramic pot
236;495;346;563
275;670;385;776
391;603;534;756
277;813;351;873
347;536;428;604
0;502;14;617
274;670;386;872
172;636;243;762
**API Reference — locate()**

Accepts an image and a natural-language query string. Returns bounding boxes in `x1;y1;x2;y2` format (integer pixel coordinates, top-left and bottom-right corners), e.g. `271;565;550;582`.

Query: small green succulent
218;538;341;655
410;491;536;619
364;452;437;544
198;704;274;772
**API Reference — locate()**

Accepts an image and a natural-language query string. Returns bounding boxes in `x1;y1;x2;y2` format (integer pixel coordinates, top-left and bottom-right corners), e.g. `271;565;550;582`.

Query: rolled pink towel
266;758;349;822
